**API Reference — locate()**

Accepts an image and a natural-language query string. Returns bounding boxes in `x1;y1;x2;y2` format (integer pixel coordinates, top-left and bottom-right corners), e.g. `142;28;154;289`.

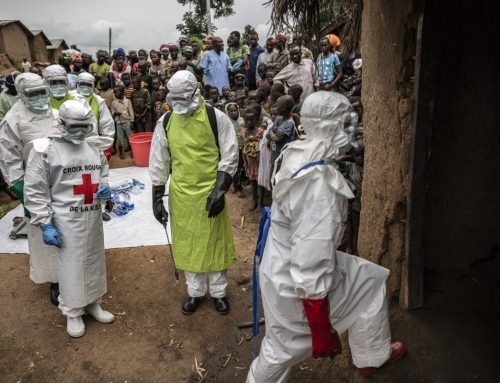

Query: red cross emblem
73;174;98;204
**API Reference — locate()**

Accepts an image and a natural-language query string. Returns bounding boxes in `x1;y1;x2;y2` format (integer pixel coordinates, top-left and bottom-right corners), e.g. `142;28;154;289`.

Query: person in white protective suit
149;70;239;315
43;64;113;152
42;64;74;110
75;72;115;159
247;92;406;382
76;72;114;142
0;72;60;305
23;100;115;338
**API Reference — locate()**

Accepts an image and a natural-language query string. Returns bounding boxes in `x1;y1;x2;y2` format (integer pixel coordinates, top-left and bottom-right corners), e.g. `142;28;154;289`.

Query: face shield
58;100;93;144
15;72;49;113
77;72;96;97
47;77;68;99
301;91;358;156
166;70;201;116
24;85;50;112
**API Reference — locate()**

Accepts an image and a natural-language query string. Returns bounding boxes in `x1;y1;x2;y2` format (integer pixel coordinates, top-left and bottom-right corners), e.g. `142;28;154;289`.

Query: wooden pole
206;0;212;35
108;27;112;55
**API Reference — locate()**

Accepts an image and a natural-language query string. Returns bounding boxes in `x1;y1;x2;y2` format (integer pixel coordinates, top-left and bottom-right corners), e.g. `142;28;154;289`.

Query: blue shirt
200;50;232;93
271;116;295;156
248;44;265;82
316;53;340;84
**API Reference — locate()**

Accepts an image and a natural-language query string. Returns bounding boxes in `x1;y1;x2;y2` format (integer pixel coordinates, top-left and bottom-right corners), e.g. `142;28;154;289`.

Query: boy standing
111;86;135;159
130;76;151;133
267;95;296;176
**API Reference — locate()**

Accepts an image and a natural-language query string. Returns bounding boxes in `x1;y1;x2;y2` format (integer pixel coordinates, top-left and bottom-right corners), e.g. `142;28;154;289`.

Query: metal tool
9;216;28;240
163;222;179;283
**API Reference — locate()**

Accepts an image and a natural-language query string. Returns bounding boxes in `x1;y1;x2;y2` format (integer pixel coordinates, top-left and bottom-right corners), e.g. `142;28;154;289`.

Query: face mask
49;85;68;99
78;85;93;97
171;99;191;115
26;96;50;112
63;130;87;144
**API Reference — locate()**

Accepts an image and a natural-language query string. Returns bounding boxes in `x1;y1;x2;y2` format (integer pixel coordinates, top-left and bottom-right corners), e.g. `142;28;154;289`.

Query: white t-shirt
22;61;31;72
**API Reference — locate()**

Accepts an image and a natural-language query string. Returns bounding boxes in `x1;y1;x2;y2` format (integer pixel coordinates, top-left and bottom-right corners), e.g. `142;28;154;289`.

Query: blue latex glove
40;221;62;248
97;184;111;200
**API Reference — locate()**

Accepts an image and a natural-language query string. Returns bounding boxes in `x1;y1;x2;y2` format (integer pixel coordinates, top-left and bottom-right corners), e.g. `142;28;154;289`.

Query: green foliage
176;0;235;36
242;25;256;45
5;54;21;71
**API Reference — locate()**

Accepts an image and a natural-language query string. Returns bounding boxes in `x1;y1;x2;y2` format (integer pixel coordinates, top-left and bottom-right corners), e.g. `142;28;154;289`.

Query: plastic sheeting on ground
0;166;171;254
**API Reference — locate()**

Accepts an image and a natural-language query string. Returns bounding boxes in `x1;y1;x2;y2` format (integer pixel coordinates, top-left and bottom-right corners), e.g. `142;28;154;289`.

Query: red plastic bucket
129;132;153;167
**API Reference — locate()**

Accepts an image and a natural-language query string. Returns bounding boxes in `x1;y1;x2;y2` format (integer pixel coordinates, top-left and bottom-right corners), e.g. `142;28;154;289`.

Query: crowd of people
0;26;407;382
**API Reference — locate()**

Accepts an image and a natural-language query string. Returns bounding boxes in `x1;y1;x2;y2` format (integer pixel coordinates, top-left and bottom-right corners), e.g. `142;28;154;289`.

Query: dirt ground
1;154;499;382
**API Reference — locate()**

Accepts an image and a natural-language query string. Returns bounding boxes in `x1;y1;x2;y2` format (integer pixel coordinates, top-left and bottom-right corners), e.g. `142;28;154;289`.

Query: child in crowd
221;86;231;102
265;70;276;86
288;84;303;115
131;76;151;133
121;73;134;99
227;91;238;103
150;76;163;114
339;142;365;255
208;87;220;106
233;72;248;99
225;102;245;197
271;82;285;95
242;106;265;211
267;95;296;178
237;94;247;114
153;89;170;121
98;78;115;111
111;86;135;159
257;103;276;196
288;84;304;136
257;63;269;88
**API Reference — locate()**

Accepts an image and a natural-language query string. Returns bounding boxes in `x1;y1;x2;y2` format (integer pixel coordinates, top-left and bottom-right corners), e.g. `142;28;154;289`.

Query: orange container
129;132;153;167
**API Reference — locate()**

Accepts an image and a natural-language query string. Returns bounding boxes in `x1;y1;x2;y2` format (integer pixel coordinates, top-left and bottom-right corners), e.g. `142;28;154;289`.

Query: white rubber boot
85;303;115;323
66;316;85;338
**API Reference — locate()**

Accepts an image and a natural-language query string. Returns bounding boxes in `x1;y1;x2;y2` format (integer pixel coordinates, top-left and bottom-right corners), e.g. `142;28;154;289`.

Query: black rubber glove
152;185;168;225
206;171;232;218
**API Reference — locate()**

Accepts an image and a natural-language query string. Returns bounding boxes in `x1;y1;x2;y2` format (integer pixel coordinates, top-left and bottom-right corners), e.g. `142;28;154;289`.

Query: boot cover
358;341;407;377
67;316;85;338
85;303;115;323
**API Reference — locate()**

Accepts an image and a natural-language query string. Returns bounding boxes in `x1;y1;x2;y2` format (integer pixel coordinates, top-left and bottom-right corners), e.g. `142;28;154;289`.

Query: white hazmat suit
42;65;111;151
75;72;114;147
247;92;394;382
24;100;114;337
0;73;60;284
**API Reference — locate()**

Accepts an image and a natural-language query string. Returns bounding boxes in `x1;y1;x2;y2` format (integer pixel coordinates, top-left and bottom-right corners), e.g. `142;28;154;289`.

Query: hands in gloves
96;184;111;200
206;171;232;218
40;221;62;248
302;298;342;359
152;185;168;225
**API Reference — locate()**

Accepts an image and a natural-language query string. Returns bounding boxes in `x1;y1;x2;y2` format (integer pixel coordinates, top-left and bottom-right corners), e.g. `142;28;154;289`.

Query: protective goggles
24;86;49;98
77;81;94;88
47;77;68;86
167;85;198;104
64;122;93;134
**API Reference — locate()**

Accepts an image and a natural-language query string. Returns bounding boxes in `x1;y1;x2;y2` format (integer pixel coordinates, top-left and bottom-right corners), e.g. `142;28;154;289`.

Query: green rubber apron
49;93;73;110
167;104;236;272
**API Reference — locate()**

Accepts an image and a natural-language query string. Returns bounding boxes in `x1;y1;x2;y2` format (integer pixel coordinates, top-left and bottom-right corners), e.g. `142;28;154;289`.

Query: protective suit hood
56;100;92;144
77;72;95;96
42;64;69;99
166;70;201;115
42;64;67;80
15;73;50;112
272;91;356;203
